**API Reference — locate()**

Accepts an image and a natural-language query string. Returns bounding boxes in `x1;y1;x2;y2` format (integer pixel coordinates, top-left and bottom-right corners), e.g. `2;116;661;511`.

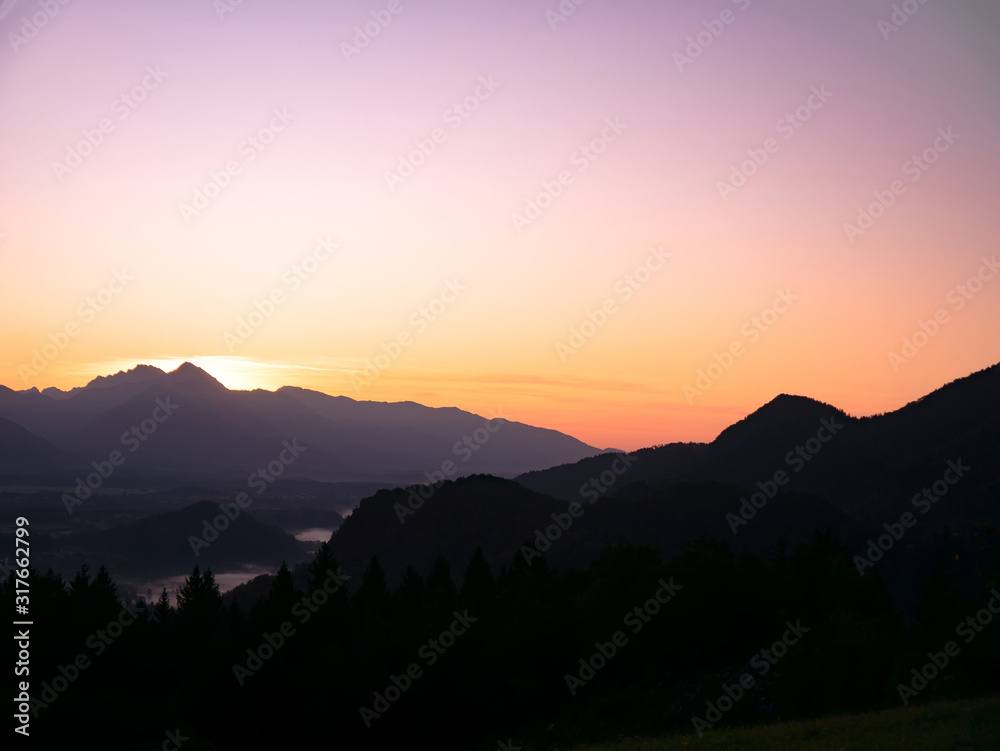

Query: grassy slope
570;696;1000;751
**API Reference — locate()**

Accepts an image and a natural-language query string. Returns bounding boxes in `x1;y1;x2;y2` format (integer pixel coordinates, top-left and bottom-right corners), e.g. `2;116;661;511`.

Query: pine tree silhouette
461;546;496;607
153;587;173;623
356;556;389;614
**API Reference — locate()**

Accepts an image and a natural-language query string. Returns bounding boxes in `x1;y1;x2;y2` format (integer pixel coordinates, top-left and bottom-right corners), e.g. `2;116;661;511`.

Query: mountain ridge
0;362;605;483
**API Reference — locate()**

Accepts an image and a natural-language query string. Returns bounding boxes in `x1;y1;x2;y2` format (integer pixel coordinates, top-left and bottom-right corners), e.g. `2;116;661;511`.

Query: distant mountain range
5;360;997;616
0;362;605;483
318;363;1000;613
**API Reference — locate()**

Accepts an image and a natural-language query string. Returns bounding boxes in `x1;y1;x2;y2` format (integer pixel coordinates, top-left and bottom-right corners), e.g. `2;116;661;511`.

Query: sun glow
94;357;289;392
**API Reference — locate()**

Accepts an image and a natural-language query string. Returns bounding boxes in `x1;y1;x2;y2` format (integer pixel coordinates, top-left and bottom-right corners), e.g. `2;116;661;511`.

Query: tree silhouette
427;553;457;608
153;587;173;624
395;564;426;616
177;565;222;627
355;556;389;614
308;541;341;591
461;546;496;607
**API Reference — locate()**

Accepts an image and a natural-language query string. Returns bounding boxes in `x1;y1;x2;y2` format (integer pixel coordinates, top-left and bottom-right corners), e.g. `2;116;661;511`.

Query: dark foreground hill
323;474;865;584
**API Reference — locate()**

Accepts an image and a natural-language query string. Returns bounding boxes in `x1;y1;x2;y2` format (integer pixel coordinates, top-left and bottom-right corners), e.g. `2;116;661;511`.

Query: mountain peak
759;393;835;412
164;362;227;390
84;364;166;390
712;392;851;448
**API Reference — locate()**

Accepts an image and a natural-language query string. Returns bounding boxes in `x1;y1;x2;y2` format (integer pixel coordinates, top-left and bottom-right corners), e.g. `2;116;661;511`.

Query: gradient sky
1;0;998;450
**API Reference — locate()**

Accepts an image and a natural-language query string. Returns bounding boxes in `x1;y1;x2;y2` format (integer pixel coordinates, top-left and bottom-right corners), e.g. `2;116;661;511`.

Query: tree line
4;531;999;749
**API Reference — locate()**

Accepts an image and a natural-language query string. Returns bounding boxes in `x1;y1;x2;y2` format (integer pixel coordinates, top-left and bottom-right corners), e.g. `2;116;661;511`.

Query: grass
569;696;1000;750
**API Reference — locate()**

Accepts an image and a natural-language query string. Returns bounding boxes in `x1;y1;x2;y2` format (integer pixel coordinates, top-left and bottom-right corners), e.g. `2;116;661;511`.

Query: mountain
0;417;84;472
278;385;598;476
87;500;310;576
324;474;865;584
0;362;604;483
318;364;999;613
46;363;168;397
517;364;1000;516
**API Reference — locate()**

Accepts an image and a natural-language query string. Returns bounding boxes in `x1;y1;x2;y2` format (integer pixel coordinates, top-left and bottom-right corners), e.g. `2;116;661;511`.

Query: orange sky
1;0;998;450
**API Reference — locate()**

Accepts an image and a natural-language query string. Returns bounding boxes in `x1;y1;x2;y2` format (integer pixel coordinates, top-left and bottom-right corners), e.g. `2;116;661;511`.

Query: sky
1;0;998;451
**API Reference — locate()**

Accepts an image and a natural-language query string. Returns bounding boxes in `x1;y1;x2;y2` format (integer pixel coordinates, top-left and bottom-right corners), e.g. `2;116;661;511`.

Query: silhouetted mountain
517;364;1000;518
44;364;176;410
0;417;84;472
77;363;167;392
89;500;309;576
328;475;566;580
0;362;603;483
324;474;864;584
279;385;600;475
700;394;853;482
